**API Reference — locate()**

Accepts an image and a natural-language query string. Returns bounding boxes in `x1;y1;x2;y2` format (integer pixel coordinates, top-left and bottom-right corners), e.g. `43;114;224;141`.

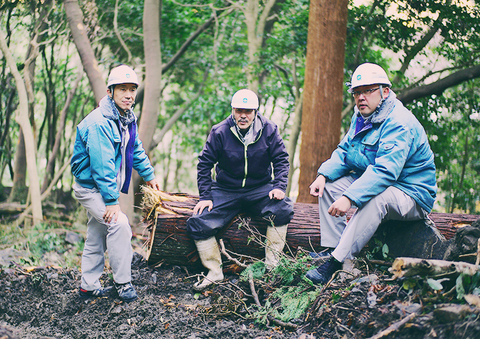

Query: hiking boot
305;257;343;285
79;286;112;299
115;282;138;302
308;247;333;259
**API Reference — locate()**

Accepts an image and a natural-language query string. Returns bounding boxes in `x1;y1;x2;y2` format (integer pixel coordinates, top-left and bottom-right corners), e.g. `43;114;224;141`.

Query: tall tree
297;0;348;203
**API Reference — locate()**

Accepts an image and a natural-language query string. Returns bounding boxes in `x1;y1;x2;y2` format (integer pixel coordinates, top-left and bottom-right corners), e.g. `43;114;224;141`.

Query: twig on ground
267;315;298;329
248;271;261;307
367;313;416;339
476;238;480;266
219;239;248;268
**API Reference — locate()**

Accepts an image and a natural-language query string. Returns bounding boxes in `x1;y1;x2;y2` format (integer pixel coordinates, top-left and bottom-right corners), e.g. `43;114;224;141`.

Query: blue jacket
71;95;155;205
319;91;437;212
197;113;290;200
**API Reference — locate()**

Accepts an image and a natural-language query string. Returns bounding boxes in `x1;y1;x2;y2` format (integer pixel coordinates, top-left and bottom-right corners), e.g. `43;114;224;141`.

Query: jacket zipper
230;126;263;188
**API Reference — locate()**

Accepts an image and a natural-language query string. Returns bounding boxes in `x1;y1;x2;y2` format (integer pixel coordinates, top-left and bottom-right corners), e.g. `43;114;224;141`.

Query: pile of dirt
0;252;479;339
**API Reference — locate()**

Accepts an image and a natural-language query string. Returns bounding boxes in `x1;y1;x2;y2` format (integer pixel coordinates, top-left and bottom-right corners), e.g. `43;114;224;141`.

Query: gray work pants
73;183;133;290
319;175;428;262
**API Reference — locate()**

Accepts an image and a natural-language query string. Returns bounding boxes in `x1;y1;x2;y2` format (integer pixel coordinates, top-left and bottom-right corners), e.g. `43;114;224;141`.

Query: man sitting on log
187;89;294;291
306;63;437;285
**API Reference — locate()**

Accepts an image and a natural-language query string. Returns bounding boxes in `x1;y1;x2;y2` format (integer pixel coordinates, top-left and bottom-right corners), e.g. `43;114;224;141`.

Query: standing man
306;63;437;285
187;89;294;291
71;65;160;302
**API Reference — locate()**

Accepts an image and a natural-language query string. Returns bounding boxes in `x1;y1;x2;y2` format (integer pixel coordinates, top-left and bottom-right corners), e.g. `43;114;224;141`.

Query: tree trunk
7;129;27;203
138;0;162;155
0;31;43;223
127;0;163;222
286;91;303;197
64;0;105;103
297;0;348;203
242;0;277;93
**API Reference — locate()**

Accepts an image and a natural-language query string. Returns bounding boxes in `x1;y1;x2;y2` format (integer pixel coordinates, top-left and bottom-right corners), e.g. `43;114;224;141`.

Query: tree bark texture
64;0;105;104
0;32;43;223
138;0;162;155
143;195;479;267
297;0;348;203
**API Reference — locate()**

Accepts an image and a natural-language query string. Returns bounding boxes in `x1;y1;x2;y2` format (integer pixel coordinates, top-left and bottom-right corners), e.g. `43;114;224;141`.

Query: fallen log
141;188;480;267
389;257;479;279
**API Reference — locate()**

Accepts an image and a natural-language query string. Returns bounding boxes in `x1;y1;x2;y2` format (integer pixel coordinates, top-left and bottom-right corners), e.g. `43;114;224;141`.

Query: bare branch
114;0;133;62
398;64;480;104
150;67;210;150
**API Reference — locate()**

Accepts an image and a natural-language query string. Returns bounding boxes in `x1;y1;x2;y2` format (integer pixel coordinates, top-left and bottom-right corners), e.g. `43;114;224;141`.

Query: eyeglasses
352;87;380;98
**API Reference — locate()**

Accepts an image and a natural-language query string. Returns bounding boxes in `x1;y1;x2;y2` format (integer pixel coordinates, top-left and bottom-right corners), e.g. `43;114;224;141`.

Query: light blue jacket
71;95;155;205
318;91;437;212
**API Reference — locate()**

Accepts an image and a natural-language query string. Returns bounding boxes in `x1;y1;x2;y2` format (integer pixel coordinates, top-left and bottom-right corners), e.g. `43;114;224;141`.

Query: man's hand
269;189;285;200
328;196;352;217
104;204;121;224
146;178;160;191
193;200;213;215
309;175;326;197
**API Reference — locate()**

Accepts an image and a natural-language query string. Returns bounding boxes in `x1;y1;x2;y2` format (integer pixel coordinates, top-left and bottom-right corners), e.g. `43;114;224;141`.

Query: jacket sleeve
197;129;219;200
87;122;120;205
343;120;413;208
132;127;155;182
269;125;289;192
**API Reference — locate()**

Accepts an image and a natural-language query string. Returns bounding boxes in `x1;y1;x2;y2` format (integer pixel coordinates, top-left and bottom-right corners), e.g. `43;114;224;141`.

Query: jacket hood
354;89;397;124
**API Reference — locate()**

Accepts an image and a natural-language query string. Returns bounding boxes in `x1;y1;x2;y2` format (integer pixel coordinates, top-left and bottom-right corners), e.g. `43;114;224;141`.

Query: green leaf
427;278;444;291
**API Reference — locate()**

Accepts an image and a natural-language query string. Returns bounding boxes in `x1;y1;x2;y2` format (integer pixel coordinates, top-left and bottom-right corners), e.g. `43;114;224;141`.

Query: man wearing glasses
306;63;437;284
187;89;294;291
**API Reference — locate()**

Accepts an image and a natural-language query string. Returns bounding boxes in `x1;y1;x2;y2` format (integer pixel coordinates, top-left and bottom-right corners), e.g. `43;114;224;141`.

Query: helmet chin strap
109;85;134;116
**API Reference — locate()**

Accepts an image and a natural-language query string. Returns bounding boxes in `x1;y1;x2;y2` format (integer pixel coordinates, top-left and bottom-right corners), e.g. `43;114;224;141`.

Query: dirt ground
1;246;480;339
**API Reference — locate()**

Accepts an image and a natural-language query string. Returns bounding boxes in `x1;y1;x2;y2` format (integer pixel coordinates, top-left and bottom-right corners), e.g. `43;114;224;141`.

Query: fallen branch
476;238;480;266
219;239;248;269
248;271;261;307
367;313;416;339
389;257;479;279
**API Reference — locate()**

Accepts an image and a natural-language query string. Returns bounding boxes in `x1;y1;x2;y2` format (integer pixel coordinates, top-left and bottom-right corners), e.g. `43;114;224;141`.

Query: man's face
352;84;389;116
107;83;137;112
233;108;256;130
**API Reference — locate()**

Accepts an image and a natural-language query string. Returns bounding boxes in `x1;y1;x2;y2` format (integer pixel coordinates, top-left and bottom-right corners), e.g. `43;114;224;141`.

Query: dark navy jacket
197;113;290;201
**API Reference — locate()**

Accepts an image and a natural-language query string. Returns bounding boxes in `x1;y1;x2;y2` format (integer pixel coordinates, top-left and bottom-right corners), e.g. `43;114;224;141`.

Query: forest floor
1;241;480;339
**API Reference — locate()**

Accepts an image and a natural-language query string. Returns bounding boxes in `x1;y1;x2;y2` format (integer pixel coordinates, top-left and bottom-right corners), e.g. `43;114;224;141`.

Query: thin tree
0;31;43;223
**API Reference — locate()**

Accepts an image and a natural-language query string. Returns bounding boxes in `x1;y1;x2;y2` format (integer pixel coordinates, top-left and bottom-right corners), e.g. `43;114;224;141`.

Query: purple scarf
116;119;136;194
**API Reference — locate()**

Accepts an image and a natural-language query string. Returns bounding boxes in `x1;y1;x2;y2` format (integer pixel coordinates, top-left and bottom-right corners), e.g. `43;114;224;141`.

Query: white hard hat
107;65;139;87
349;63;391;91
231;89;259;109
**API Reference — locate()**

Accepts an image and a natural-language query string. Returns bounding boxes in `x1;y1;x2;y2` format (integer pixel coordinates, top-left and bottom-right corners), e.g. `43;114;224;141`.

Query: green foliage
269;256;310;285
240;260;266;281
0;222;84;268
246;255;319;325
269;285;320;322
427;277;447;291
456;272;480;301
